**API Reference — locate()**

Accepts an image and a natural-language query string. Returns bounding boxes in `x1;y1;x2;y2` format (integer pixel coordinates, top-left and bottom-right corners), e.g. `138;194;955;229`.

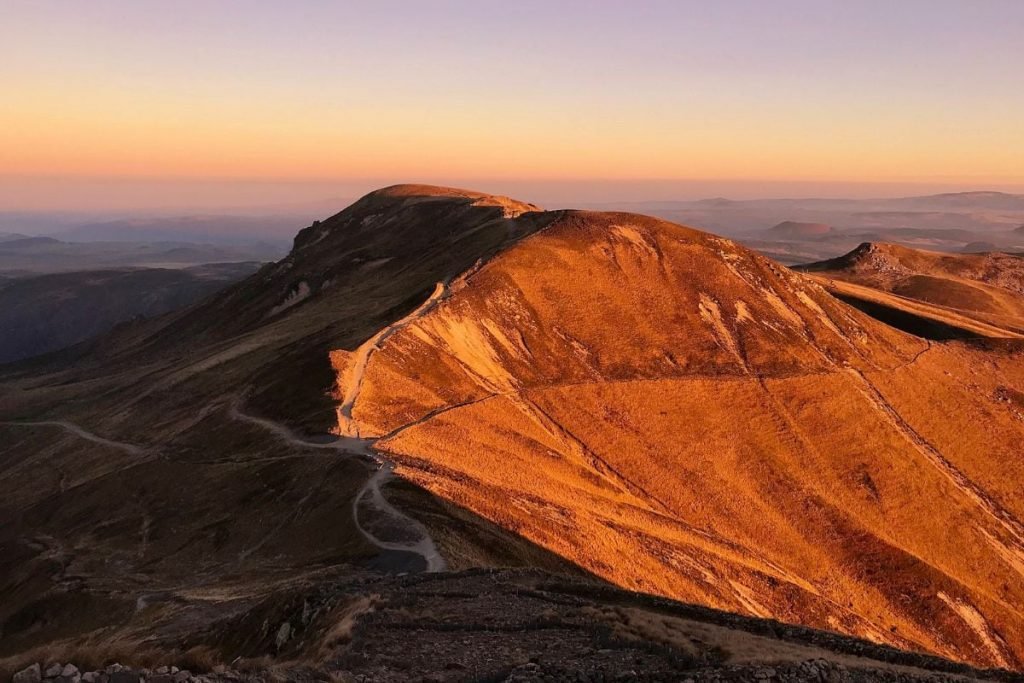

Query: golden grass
339;213;1024;669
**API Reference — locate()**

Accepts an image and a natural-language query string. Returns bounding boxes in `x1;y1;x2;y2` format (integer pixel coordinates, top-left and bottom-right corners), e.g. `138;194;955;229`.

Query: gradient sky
2;0;1023;209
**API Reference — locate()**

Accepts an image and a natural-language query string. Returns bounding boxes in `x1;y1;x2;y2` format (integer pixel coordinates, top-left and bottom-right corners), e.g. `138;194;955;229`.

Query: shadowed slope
0;186;563;663
336;211;1024;669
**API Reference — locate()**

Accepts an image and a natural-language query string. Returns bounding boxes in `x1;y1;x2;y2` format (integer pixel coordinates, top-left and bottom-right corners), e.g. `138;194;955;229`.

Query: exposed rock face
13;663;41;683
334;202;1024;668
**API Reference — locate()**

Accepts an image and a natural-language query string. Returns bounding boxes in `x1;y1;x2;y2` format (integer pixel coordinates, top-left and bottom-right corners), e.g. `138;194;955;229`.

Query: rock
148;675;173;683
275;621;291;649
172;671;191;683
45;664;64;678
82;674;98;683
156;667;169;675
169;668;178;675
13;663;42;683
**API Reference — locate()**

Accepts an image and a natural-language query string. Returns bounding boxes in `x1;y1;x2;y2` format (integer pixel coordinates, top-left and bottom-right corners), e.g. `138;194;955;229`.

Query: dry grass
342;213;1024;669
315;595;379;661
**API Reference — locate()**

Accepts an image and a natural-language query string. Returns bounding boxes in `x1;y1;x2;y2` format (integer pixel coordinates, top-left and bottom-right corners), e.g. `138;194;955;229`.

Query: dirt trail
338;281;448;437
0;420;147;456
846;367;1024;572
230;404;371;455
230;402;446;572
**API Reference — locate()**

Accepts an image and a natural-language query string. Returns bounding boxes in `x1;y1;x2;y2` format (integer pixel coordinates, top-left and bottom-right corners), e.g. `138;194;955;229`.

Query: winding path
230;402;446;572
0;420;147;456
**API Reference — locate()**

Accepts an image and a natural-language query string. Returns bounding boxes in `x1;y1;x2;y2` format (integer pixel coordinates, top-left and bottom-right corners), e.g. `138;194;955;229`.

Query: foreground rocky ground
6;570;1016;682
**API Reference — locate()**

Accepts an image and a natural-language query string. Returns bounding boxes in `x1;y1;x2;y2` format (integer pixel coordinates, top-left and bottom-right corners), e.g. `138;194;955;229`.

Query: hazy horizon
3;0;1023;214
4;176;1024;216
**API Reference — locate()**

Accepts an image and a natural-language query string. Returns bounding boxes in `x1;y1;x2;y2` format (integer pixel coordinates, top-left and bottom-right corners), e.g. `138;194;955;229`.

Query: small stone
14;663;42;683
169;668;178;675
45;664;64;678
172;671;191;683
82;674;98;683
156;668;169;675
275;621;291;649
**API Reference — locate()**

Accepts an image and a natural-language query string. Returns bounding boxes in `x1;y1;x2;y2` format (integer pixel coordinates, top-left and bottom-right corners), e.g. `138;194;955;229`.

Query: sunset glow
2;0;1023;208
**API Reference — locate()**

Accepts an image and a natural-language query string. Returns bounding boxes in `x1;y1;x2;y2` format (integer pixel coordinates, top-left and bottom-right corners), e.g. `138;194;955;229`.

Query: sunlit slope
337;211;1024;668
799;243;1024;337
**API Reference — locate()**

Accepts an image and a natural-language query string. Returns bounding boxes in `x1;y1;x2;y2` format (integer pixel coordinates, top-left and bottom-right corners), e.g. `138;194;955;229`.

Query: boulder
13;664;42;683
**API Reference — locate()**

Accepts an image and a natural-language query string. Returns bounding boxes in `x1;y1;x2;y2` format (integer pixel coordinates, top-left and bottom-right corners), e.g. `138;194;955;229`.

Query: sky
2;0;1023;210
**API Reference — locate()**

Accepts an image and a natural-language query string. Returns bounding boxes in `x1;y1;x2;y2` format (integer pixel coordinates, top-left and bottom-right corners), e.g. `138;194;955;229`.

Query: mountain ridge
2;185;1024;674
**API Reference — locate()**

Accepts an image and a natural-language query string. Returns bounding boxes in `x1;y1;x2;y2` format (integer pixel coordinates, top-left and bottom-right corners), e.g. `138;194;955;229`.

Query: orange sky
2;1;1023;209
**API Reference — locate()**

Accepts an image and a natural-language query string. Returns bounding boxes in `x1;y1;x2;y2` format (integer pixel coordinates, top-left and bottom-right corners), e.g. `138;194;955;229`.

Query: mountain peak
364;184;543;216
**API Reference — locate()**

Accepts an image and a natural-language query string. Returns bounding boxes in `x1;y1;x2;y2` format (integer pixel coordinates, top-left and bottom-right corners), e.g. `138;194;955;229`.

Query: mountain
0;263;261;364
890;191;1024;212
1;186;1023;677
334;200;1024;669
594;193;1024;266
0;236;62;248
798;243;1024;337
0;236;285;276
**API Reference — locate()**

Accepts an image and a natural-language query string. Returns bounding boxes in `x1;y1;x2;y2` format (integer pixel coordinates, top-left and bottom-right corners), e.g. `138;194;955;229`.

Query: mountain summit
326;193;1024;668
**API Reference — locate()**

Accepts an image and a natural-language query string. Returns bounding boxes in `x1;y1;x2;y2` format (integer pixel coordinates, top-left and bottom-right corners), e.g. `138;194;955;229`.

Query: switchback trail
230;402;446;572
0;419;147;456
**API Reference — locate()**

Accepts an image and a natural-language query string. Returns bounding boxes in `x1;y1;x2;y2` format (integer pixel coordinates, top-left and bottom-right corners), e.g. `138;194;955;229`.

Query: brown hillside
798;243;1024;336
337;210;1024;669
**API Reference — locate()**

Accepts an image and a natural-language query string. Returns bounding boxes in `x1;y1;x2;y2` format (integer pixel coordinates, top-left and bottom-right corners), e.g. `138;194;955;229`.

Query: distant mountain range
0;234;285;276
0;211;311;245
0;262;262;363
